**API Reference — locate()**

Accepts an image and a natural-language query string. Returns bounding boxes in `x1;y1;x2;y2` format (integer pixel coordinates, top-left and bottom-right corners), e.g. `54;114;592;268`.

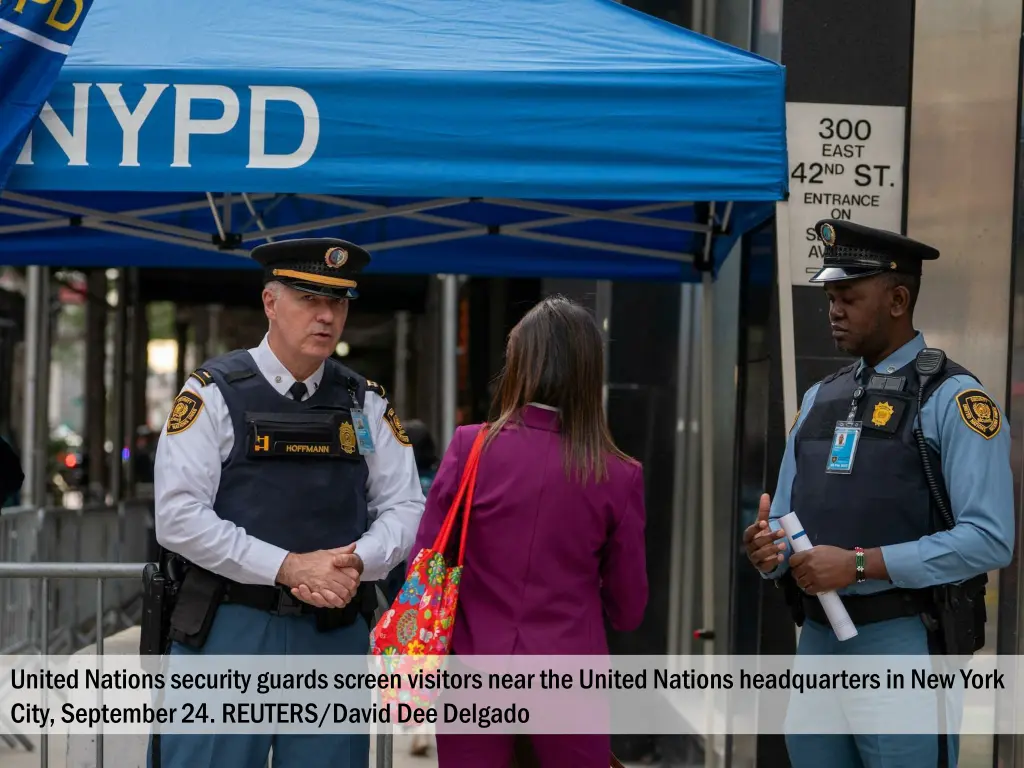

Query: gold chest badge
339;422;357;454
871;401;895;427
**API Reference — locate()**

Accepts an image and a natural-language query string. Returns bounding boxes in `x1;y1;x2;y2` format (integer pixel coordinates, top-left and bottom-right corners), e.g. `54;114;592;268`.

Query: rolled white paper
779;511;858;641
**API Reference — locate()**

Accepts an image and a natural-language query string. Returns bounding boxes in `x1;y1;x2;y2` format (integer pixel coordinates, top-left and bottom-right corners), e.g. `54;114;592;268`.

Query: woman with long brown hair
409;295;648;767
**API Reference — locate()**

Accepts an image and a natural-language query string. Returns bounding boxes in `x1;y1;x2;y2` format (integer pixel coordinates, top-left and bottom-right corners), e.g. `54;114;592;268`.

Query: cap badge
890;261;897;270
820;223;836;246
325;247;349;268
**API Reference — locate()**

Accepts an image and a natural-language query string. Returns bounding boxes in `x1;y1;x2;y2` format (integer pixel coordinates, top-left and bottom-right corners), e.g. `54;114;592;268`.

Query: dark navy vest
791;355;969;553
202;349;370;556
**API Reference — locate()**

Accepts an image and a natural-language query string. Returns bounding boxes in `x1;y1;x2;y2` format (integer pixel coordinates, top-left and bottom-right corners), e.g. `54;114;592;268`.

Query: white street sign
784;103;906;286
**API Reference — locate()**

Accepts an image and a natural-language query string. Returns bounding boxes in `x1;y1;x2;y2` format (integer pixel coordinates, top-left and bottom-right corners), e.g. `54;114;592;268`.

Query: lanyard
846;384;865;422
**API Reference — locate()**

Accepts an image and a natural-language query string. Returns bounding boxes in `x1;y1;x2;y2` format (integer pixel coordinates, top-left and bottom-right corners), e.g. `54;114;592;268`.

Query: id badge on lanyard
350;408;376;455
825;383;866;475
346;379;376;455
826;421;862;474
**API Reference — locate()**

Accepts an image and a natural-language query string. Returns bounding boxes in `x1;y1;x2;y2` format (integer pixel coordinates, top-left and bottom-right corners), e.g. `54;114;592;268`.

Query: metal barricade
0;562;145;768
0;562;395;768
0;501;154;656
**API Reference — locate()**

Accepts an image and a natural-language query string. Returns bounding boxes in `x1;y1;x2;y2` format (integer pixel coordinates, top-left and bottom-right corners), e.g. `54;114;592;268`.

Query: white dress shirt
526;401;560;412
153;333;425;586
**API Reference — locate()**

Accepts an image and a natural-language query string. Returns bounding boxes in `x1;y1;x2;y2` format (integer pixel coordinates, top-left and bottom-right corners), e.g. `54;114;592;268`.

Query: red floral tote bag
370;427;486;713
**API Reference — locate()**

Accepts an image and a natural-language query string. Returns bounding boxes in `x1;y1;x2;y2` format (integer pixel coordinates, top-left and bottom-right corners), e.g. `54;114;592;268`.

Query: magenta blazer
409;404;648;656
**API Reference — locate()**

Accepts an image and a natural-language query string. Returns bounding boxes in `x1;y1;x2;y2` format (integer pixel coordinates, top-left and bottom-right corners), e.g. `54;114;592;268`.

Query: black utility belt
245;409;362;460
224;581;370;628
168;565;376;650
802;588;931;628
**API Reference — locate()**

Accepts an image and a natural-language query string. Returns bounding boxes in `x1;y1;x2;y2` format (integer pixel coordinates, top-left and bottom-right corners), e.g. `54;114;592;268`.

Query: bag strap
431;427;487;556
431;447;476;553
438;428;486;560
456;431;485;566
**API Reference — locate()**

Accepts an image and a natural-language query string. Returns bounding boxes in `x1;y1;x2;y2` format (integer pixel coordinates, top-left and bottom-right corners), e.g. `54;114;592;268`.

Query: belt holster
930;574;987;656
167;567;227;649
140;563;171;664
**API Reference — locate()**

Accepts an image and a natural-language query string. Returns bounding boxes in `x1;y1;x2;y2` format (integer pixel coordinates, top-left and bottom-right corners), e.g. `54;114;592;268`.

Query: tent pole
774;202;799;433
700;269;717;768
667;282;696;656
223;193;232;233
439;275;458;452
394;311;410;417
20;266;38;507
21;266;49;507
305;195;694;234
681;288;702;658
241;193;274;241
367;229;484;253
83;220;242;255
505;229;691;262
3;191;222;243
0;221;69;236
123;269;140;496
243;198;470;243
482;197;707;233
109;270;128;504
696;199;718;768
33;268;50;508
773;203;801;656
206;193;227;243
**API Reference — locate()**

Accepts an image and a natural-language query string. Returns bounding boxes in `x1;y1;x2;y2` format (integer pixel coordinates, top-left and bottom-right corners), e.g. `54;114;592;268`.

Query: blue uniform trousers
784;616;959;768
147;603;371;768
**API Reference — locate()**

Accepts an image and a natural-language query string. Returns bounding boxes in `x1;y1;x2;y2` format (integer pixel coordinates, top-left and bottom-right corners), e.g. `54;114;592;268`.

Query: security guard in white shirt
148;237;424;768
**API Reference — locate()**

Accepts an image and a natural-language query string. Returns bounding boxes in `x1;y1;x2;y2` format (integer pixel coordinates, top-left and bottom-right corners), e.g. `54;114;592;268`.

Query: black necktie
289;381;308;402
859;366;876;387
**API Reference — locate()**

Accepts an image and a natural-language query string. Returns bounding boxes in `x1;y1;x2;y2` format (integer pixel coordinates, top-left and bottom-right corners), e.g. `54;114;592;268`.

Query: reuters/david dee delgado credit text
2;653;1021;736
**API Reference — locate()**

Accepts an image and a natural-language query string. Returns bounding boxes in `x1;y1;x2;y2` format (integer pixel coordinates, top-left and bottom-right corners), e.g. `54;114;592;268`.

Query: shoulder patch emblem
383;405;411;447
366;379;387;399
188;368;214;387
955;389;1001;439
166;391;204;435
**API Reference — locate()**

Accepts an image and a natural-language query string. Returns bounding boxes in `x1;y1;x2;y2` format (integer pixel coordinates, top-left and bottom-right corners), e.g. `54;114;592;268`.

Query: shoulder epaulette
821;362;858;386
224;369;257;384
188;368;214;387
365;379;387;399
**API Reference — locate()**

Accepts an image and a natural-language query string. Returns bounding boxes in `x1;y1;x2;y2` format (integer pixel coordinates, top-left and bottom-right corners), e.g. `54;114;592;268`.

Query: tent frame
0;191;712;263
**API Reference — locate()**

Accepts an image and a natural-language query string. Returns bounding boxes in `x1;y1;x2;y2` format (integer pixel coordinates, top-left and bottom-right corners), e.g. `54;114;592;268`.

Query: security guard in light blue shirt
744;220;1014;768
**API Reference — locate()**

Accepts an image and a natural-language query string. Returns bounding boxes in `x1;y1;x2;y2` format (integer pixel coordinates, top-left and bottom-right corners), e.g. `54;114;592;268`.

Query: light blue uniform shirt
765;332;1015;595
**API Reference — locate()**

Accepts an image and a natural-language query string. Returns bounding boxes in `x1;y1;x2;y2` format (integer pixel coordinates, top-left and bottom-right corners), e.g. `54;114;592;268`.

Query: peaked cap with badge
810;219;939;283
251;237;371;300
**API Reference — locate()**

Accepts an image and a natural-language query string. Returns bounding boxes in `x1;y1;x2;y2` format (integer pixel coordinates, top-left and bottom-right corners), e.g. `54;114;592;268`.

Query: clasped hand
277;543;364;609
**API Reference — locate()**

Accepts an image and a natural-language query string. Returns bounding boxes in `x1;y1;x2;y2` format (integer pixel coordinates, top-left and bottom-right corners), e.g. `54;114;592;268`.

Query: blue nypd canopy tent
0;0;787;281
